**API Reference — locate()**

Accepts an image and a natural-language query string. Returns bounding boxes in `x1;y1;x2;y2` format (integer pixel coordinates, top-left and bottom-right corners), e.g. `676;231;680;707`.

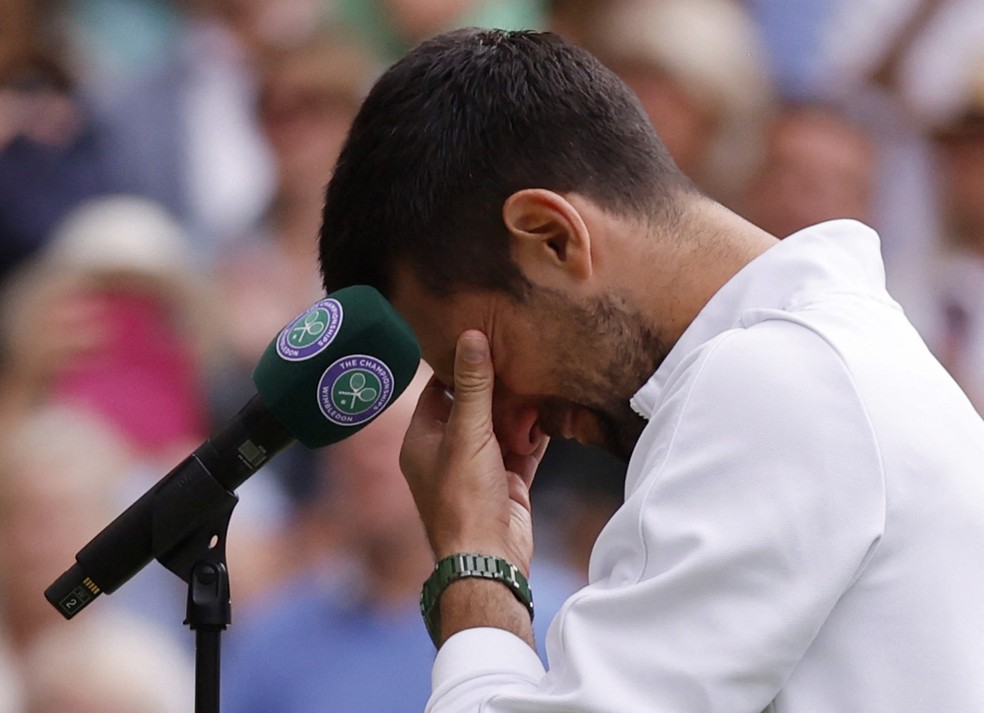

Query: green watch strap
420;553;534;647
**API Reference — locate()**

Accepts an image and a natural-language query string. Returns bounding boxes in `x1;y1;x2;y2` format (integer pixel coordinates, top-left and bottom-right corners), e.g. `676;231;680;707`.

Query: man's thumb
449;330;494;430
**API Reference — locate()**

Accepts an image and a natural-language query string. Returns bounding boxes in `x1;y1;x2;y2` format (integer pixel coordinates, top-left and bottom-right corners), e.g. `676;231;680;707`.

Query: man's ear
502;189;593;287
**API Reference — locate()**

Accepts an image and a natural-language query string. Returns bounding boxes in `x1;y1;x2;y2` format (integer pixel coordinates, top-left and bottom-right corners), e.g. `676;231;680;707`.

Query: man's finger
448;330;495;435
503;435;549;488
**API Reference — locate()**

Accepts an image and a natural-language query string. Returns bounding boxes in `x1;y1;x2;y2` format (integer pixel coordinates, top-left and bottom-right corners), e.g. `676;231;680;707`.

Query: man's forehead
390;265;501;388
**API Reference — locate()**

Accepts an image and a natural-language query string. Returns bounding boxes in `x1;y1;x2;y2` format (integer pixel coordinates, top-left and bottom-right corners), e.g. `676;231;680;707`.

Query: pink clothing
51;289;208;454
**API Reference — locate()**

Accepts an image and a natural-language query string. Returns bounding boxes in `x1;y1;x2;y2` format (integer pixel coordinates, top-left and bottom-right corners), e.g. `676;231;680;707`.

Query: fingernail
459;333;488;363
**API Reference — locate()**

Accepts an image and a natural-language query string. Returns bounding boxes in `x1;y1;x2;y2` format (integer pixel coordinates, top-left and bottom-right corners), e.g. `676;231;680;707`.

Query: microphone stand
46;455;243;713
159;501;237;713
45;456;246;713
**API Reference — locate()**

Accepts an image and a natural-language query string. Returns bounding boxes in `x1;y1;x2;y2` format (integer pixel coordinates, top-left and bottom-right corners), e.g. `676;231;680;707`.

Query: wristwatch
420;553;534;647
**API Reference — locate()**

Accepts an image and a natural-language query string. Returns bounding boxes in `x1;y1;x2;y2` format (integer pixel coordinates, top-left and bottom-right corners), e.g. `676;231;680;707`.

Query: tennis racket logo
318;355;394;426
277;299;343;361
288;310;328;348
333;371;380;415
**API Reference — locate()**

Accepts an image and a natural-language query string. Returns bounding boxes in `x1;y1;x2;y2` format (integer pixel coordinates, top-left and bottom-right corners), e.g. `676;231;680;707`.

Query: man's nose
491;391;544;457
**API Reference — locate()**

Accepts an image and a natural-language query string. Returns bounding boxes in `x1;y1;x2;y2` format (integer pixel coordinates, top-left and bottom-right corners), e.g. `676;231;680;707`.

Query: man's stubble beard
536;288;670;462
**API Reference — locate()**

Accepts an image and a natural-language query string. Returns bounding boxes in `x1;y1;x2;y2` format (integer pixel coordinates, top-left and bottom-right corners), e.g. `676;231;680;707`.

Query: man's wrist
421;553;534;647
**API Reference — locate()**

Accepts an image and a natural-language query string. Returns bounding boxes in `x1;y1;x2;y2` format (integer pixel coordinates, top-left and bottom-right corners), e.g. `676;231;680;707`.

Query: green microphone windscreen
252;285;421;448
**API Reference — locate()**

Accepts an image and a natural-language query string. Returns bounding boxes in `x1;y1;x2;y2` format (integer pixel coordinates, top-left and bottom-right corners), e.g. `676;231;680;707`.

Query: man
318;29;984;712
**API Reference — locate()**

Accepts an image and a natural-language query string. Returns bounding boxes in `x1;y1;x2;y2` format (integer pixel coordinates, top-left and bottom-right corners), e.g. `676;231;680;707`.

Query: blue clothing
100;65;188;239
746;0;838;98
0;113;127;279
223;575;434;713
222;559;579;713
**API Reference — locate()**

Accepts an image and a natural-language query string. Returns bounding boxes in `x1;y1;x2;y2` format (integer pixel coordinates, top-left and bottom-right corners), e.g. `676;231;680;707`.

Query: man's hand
400;330;546;646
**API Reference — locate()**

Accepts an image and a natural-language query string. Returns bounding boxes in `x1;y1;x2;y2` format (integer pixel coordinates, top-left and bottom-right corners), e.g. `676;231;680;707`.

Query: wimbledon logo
318;355;394;426
276;299;343;361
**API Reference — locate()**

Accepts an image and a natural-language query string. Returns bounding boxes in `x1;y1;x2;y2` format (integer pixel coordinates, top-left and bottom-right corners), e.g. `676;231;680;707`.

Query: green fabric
333;0;546;62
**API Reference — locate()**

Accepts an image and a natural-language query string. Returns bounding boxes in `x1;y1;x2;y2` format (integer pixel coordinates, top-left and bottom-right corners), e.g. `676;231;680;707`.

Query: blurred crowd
1;0;983;711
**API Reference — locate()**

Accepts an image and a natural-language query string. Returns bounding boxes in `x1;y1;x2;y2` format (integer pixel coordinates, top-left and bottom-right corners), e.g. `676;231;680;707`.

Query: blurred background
2;0;983;711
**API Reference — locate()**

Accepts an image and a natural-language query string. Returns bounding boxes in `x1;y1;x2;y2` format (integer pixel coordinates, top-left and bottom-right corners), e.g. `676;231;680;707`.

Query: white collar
629;219;887;419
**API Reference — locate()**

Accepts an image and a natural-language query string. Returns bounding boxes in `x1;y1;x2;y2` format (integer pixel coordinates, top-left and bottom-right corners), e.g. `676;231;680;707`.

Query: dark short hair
319;28;692;299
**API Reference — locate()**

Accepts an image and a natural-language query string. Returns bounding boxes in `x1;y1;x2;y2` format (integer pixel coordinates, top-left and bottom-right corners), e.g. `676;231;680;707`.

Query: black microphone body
45;396;291;618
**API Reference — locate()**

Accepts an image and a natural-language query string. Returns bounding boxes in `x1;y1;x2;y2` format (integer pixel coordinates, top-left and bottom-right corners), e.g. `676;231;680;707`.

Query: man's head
319;29;705;461
319;27;691;300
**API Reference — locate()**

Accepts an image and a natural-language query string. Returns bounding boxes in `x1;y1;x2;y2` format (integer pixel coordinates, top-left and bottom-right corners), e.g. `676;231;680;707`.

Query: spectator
539;0;775;573
741;102;877;238
0;5;128;281
811;0;984;301
541;1;775;579
565;0;774;204
99;0;318;260
60;0;182;101
0;195;212;464
920;55;984;413
0;406;156;713
0;406;138;669
22;612;193;713
809;0;984;411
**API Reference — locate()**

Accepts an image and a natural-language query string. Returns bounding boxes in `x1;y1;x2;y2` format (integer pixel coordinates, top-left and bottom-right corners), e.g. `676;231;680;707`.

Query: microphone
44;285;421;619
